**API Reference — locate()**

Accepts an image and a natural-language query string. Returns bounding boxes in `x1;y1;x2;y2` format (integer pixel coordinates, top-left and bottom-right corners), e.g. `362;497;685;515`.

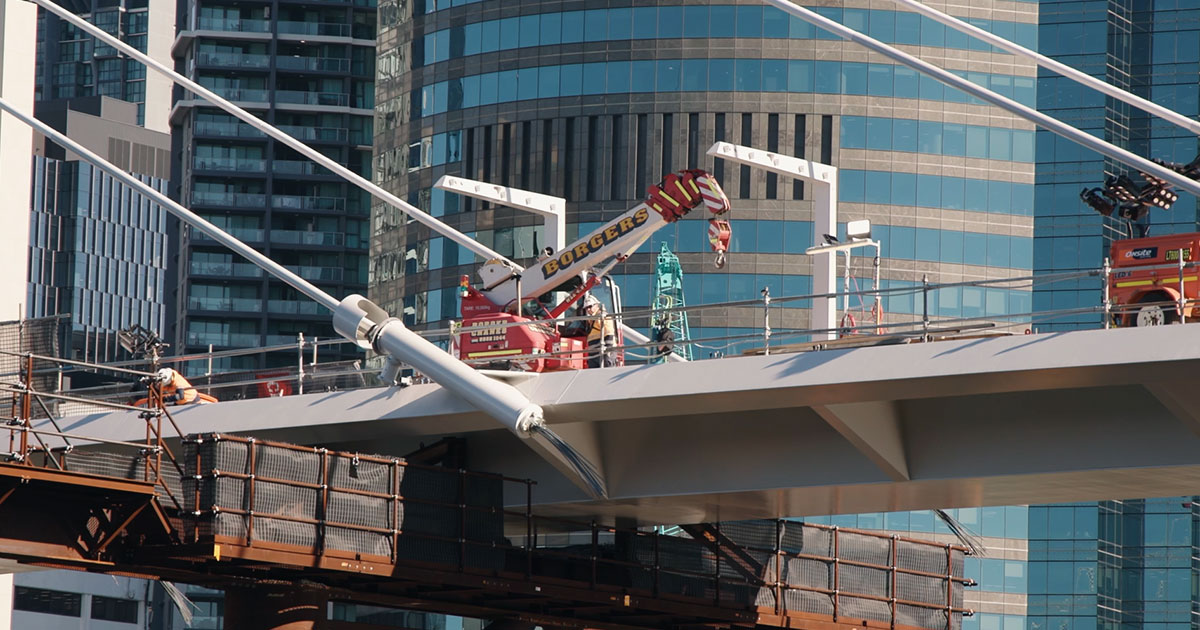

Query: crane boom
476;170;731;310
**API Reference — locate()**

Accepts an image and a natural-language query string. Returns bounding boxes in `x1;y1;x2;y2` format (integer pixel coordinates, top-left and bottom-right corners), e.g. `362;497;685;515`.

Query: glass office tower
33;0;175;131
806;508;1030;630
372;0;1039;344
27;97;171;364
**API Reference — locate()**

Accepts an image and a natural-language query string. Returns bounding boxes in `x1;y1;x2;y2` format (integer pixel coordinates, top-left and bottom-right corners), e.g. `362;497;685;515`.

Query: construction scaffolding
651;243;692;362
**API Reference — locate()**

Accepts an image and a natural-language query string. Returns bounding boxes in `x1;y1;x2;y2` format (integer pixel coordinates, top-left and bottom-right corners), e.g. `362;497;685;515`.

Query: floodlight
846;219;872;241
1118;204;1148;221
1080;188;1115;217
1144;184;1178;210
1105;174;1141;202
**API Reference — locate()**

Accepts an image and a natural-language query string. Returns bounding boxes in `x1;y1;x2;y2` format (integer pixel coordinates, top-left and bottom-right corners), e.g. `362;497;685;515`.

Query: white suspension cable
25;0;514;268
760;0;1200;199
887;0;1200;138
0;95;339;311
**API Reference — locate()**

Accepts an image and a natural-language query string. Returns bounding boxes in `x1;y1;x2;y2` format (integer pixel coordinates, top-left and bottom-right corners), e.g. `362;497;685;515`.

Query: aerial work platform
0;430;971;630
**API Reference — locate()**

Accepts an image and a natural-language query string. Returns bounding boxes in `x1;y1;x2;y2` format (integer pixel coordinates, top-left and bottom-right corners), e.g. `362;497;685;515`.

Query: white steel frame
707;141;840;340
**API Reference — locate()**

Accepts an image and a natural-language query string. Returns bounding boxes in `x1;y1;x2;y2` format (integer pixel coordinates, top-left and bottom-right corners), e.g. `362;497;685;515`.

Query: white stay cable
760;0;1200;199
0;95;338;311
888;0;1200;139
25;0;514;269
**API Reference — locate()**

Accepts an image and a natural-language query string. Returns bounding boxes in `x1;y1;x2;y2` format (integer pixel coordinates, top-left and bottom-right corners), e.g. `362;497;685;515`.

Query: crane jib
540;207;651;279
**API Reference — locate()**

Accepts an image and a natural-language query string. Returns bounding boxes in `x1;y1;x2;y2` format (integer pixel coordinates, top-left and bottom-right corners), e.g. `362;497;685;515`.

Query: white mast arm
760;0;1200;199
25;0;516;269
888;0;1200;138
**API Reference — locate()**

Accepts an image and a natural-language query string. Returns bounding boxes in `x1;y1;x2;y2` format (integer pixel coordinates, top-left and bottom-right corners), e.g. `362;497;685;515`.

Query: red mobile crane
455;170;732;371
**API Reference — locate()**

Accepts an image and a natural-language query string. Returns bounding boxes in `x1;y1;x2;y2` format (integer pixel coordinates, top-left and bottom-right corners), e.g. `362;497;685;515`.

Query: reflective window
414;8;1039;66
840;169;1036;216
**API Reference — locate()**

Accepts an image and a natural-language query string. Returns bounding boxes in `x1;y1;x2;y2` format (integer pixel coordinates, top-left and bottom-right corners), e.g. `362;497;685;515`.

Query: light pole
706;141;840;340
804;220;882;337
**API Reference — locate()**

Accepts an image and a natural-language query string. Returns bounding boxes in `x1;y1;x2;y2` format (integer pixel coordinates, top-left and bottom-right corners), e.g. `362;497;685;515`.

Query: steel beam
1145;381;1200;438
811;401;910;481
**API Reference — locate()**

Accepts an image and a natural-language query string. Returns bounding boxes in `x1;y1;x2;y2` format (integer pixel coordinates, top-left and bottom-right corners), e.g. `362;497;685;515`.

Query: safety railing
0;350;191;512
183;433;972;629
14;260;1198;415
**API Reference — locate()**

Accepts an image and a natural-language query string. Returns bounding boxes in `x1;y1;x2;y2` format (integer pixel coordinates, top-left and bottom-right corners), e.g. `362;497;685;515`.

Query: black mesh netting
181;436;506;569
50;450;183;502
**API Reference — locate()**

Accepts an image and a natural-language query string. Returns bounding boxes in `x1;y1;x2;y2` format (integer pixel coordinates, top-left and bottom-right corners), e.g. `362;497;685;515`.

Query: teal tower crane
650;242;692;362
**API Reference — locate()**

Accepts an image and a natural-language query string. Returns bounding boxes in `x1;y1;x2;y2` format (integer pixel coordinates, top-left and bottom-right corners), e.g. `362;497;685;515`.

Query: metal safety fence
6;258;1191;412
181;434;972;630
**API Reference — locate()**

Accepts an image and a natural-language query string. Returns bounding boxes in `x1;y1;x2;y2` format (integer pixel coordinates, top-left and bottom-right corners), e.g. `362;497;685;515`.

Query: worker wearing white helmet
582;294;616;369
134;368;218;406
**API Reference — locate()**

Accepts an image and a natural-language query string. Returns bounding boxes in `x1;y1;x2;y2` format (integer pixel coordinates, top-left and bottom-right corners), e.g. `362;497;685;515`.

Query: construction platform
0;431;972;630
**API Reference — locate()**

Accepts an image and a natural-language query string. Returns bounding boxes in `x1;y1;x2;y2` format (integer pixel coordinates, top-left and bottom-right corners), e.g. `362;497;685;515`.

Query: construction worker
134;368;218;406
652;324;676;361
582;294;616;369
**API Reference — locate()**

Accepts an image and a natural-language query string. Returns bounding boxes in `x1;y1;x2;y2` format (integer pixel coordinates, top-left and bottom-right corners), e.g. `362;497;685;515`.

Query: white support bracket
811;401;910;481
707;142;839;340
435;175;567;253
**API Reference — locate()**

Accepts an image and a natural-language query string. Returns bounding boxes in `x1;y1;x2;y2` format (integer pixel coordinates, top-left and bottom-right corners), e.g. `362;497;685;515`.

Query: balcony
277;21;351;37
271;160;340;177
267;299;325;315
272;195;345;212
284;265;344;282
194;120;266;139
277;125;348;143
275;91;349;107
276;56;351;73
270;230;345;246
208;87;270;102
196;51;271;70
196;17;270;33
189;261;265;278
188;296;263;312
190;226;264;243
193;156;267;173
191;191;268;208
186;331;262;348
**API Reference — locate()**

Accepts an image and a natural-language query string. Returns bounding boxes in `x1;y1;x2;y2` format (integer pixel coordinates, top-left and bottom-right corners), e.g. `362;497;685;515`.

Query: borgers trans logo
540;208;651;279
1125;247;1157;260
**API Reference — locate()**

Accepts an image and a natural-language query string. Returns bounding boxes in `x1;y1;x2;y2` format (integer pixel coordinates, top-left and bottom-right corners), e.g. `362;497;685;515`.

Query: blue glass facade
806;508;1030;628
27;156;169;363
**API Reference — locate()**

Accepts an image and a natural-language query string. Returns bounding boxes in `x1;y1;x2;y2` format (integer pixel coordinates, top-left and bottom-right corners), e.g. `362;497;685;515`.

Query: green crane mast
651;242;692;362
